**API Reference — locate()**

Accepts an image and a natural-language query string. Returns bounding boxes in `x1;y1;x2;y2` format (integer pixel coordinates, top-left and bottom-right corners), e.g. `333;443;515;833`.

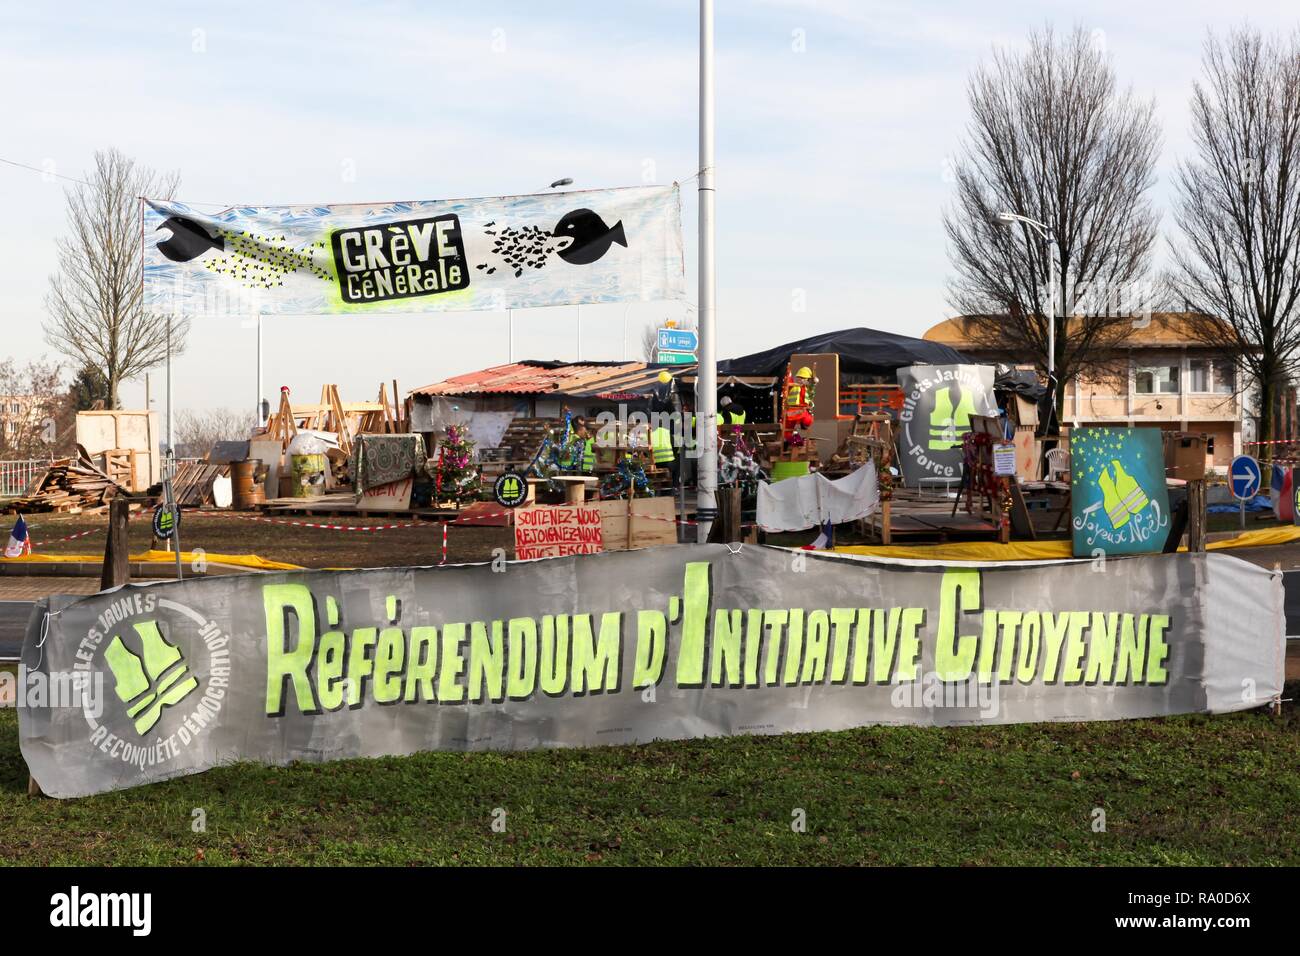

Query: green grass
3;694;1300;866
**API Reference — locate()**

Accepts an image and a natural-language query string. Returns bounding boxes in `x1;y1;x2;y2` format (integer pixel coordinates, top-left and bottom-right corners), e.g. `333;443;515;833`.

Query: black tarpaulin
717;327;966;377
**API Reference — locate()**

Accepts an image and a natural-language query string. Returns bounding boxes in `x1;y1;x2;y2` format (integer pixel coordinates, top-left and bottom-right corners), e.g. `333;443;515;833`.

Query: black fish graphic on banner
155;216;225;262
552;209;628;265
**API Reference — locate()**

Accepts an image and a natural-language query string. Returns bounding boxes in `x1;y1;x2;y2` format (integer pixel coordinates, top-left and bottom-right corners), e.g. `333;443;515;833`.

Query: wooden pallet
3;452;126;514
172;461;230;507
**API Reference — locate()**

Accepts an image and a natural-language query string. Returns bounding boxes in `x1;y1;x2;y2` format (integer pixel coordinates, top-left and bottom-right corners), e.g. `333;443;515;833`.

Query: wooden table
527;476;599;505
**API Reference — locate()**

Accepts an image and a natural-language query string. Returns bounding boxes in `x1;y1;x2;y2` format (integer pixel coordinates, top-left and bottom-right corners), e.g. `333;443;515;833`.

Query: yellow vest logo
1098;459;1150;529
928;385;976;450
104;621;199;735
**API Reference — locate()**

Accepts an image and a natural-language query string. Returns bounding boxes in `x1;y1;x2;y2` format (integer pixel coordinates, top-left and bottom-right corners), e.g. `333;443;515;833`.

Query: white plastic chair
1044;447;1070;482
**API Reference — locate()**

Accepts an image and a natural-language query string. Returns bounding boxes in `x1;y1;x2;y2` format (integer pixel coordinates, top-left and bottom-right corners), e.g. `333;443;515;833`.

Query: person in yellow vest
782;366;816;444
650;421;677;484
719;395;746;425
928;382;977;450
571;417;596;472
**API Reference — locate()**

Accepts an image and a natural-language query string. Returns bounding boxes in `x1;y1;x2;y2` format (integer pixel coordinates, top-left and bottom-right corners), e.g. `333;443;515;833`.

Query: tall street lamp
545;177;582;361
996;210;1063;427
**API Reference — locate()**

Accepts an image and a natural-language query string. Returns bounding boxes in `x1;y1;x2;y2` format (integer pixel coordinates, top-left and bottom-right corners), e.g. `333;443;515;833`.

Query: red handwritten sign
514;504;603;560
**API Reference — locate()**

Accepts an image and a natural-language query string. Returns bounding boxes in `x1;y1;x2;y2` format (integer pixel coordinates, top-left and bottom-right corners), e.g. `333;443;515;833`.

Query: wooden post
708;486;741;543
1187;478;1208;552
881;498;892;545
101;497;131;591
625;479;635;550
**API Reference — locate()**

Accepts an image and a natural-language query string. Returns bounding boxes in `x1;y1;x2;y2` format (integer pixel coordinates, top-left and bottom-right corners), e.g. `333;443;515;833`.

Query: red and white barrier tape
215;513;429;532
30;526;104;547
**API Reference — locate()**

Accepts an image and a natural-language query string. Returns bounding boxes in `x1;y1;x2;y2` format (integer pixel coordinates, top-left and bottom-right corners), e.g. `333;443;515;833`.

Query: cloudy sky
1;0;1297;416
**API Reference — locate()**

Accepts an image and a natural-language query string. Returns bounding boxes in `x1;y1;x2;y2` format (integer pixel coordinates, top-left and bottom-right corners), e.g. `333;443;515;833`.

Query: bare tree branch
0;357;75;460
43;148;188;408
943;26;1161;407
173;407;256;459
1167;27;1300;448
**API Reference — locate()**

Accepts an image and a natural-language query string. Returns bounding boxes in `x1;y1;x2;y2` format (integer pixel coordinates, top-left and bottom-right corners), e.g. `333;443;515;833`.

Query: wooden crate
593;497;678;550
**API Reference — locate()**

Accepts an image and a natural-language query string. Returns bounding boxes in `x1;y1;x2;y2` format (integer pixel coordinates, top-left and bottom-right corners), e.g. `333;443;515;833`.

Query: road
0;601;37;661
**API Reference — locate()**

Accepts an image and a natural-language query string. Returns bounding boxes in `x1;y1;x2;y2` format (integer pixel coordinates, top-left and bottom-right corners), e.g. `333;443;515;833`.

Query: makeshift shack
75;409;160;492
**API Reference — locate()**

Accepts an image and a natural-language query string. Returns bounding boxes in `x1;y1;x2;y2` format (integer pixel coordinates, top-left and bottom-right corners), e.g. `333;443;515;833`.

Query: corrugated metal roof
563;363;697;399
411;361;680;398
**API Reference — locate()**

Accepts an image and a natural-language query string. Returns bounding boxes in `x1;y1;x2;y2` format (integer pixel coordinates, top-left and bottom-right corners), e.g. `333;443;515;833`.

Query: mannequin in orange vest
783;366;817;445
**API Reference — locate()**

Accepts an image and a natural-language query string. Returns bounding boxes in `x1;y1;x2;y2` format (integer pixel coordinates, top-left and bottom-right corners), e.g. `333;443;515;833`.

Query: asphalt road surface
0;601;37;661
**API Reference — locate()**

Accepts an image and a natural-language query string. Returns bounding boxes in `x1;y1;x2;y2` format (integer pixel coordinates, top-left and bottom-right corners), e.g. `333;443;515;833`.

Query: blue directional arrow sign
1230;454;1262;500
658;328;698;352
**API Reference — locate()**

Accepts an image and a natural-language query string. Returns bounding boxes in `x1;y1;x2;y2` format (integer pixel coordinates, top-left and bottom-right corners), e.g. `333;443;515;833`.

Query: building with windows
923;313;1264;469
0;393;53;457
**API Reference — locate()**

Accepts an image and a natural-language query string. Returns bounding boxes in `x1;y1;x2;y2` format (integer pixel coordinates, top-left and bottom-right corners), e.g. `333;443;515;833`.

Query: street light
996;209;1063;426
507;179;575;363
543;177;579;358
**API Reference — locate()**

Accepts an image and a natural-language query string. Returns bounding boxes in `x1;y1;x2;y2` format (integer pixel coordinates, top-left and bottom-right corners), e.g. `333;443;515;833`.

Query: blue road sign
658;328;698;352
1231;454;1262;500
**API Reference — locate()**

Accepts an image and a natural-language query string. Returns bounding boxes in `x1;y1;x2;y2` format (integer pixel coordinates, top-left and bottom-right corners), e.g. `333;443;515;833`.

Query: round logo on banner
494;471;528;508
80;594;226;770
152;504;180;539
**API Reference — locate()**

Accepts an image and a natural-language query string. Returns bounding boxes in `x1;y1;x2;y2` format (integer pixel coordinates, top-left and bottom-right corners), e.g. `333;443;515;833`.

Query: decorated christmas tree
431;424;480;504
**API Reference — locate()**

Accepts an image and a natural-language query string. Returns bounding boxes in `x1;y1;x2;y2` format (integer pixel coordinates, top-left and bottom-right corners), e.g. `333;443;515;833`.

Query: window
1187;359;1209;392
1212;361;1236;395
1135;363;1179;394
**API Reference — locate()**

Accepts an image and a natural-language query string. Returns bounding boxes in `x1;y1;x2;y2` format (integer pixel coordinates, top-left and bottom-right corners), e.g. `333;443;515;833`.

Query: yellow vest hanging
929;386;975;450
651;427;675;464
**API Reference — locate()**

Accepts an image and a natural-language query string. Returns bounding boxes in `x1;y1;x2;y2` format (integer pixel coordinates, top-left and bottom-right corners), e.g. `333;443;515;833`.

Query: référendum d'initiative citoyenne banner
17;546;1283;797
142;185;684;315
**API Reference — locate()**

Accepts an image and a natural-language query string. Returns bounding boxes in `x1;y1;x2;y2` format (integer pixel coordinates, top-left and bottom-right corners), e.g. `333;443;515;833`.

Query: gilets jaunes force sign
17;545;1283;797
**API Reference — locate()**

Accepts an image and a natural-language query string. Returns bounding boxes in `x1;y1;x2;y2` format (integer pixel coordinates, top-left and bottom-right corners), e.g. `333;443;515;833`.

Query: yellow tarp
834;525;1300;562
0;550;302;571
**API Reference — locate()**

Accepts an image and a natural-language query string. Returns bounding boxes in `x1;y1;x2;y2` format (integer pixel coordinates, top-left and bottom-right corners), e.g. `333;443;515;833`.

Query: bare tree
944;26;1161;411
641;317;696;362
173;407;256;458
1168;28;1300;450
640;323;660;362
44;149;188;408
0;357;75;460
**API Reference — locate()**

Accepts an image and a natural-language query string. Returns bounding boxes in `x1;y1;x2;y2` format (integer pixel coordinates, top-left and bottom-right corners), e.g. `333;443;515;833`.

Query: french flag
5;515;31;557
1273;465;1293;522
803;519;834;550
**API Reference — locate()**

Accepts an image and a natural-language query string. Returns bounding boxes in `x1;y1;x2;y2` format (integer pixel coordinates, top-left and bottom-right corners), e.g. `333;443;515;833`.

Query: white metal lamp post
996;210;1063;424
695;0;718;542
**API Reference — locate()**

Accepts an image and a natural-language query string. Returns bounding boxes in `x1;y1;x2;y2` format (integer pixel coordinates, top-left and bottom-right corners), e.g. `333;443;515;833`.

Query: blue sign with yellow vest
1069;427;1171;557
